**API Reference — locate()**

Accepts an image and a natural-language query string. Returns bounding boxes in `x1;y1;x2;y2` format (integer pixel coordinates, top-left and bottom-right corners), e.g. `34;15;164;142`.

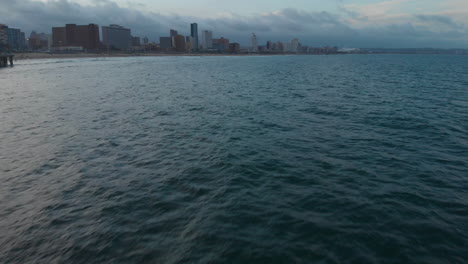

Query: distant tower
291;38;299;53
202;30;213;49
251;33;258;52
190;23;199;50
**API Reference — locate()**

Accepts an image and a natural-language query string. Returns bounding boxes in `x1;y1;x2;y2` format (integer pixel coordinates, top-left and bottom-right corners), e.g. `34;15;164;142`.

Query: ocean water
0;55;467;263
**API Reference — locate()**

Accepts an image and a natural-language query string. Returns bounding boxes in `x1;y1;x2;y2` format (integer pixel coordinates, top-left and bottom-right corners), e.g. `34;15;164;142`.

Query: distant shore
13;52;299;61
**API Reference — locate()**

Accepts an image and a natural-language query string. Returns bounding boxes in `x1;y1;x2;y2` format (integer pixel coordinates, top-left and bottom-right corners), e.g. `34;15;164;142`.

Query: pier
0;53;14;67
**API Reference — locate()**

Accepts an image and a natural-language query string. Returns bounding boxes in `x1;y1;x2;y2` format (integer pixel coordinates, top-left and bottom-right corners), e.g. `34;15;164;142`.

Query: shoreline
12;52;466;61
13;52;306;61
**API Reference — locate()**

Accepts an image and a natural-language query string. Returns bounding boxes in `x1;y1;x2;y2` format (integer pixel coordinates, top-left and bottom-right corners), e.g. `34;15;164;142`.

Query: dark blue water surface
0;55;467;263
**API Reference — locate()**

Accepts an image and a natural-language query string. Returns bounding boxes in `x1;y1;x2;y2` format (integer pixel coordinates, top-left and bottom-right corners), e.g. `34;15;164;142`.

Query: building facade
229;43;240;53
29;31;49;51
290;38;299;53
7;28;26;51
212;37;229;52
102;24;132;50
202;30;212;49
251;33;258;52
0;24;8;51
159;37;173;49
190;23;199;50
174;35;186;52
132;37;141;46
52;24;100;50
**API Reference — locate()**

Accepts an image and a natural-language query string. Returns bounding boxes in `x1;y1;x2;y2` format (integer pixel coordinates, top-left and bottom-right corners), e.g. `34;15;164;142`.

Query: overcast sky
1;0;467;48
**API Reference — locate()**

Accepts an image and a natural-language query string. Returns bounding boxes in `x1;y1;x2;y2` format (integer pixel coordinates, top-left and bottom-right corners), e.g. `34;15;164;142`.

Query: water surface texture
1;55;467;263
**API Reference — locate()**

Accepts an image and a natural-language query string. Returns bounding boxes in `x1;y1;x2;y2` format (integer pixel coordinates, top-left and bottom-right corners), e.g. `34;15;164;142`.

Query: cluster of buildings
1;21;340;54
0;24;27;52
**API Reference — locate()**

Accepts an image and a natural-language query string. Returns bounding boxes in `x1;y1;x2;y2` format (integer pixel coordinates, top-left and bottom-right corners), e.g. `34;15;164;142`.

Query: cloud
415;15;461;29
0;0;467;48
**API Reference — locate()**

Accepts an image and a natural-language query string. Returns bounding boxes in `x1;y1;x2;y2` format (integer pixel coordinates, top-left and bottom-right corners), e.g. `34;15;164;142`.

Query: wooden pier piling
0;54;14;67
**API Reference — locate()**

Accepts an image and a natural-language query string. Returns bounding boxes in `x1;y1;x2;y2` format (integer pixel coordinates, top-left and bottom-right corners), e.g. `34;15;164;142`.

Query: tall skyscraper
202;30;213;49
170;29;178;37
190;23;199;50
102;24;132;50
251;33;258;52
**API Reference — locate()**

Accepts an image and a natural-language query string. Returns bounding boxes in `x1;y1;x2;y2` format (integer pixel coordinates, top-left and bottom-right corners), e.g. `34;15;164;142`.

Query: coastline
13;52;296;61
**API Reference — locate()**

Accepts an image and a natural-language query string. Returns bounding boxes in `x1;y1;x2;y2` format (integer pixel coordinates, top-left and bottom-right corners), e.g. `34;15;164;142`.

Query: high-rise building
20;32;26;50
132;36;141;46
0;24;8;51
276;41;284;52
283;42;291;53
185;36;193;52
102;24;132;50
7;28;26;51
266;40;273;51
174;35;186;52
52;24;100;50
229;43;240;53
291;38;299;53
52;27;66;47
143;36;149;45
159;37;173;49
190;23;199;50
251;33;258;52
170;29;178;38
202;30;212;49
28;31;49;51
212;37;229;51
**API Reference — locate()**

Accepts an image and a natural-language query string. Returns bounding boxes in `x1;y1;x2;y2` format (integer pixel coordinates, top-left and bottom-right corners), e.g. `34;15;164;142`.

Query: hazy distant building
190;23;199;50
174;34;186;52
132;36;141;46
251;33;258;52
276;41;284;52
283;42;291;53
20;32;26;49
229;43;240;53
266;40;273;51
29;31;49;51
159;37;173;49
291;38;299;53
102;24;132;50
143;36;149;45
202;30;212;49
212;37;229;51
170;29;178;38
0;24;8;51
52;24;100;50
185;36;193;52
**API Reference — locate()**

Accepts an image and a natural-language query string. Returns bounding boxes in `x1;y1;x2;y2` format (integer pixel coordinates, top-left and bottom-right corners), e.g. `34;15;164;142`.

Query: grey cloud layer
1;0;466;48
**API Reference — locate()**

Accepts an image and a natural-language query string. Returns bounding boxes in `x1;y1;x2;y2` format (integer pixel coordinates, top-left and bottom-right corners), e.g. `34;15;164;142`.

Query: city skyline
1;0;467;48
